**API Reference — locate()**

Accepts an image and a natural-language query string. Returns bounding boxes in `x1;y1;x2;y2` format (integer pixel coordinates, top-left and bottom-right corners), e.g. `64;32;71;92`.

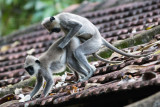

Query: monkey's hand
58;42;66;49
58;19;82;49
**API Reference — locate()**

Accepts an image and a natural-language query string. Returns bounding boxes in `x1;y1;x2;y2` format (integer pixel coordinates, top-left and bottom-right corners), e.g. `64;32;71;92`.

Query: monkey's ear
50;16;55;22
35;60;40;65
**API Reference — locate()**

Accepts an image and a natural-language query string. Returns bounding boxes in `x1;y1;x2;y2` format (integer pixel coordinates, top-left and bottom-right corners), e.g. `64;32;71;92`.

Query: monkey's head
41;16;61;34
24;55;41;76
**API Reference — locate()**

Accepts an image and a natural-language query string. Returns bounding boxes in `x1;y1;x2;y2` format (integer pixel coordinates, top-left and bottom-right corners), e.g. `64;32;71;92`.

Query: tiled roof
1;0;160;106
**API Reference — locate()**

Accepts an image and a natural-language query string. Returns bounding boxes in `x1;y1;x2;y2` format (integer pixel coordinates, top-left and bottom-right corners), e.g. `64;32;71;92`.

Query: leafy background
0;0;102;37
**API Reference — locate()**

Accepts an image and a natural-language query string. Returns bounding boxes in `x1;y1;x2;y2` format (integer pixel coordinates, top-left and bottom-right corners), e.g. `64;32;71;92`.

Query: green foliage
1;0;102;36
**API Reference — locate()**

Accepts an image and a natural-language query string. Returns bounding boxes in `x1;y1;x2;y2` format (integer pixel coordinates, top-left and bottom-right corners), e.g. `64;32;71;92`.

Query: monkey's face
41;16;61;34
24;55;40;76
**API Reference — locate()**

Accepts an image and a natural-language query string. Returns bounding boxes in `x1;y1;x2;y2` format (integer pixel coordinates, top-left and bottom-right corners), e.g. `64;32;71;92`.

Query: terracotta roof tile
1;0;160;106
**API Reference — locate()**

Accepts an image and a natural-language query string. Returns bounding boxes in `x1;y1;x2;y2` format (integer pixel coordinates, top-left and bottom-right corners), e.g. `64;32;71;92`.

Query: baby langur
41;12;150;78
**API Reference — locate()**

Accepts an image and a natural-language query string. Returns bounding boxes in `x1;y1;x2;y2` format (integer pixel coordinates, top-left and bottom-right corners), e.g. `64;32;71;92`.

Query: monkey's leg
40;69;54;97
67;45;89;81
66;37;89;81
30;73;43;98
67;55;89;82
73;37;102;78
67;64;85;82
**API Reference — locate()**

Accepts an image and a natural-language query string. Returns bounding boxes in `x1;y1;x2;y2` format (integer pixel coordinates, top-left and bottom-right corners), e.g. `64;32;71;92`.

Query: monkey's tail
92;53;122;63
102;38;150;58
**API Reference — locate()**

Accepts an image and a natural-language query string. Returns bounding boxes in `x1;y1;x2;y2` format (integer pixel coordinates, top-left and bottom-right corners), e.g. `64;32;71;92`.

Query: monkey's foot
88;65;96;77
78;77;90;82
90;65;96;72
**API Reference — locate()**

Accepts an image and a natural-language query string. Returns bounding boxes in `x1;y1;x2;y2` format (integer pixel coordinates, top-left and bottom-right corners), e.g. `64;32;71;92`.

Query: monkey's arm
58;19;82;49
30;73;43;98
41;70;54;97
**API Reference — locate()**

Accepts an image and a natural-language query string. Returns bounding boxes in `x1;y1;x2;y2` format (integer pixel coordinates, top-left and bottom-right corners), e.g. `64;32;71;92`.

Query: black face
50;28;61;34
25;66;34;75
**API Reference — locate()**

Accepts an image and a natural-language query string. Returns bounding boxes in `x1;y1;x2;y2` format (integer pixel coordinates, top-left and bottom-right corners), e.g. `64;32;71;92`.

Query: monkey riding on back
24;12;149;99
42;12;149;78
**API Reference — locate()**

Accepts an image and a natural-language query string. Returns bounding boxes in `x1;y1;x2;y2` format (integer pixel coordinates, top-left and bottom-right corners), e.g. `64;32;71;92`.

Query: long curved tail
102;38;150;58
92;53;122;63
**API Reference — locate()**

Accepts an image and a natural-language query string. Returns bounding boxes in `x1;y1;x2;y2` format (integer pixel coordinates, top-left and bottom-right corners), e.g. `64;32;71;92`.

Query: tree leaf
23;1;34;10
49;93;56;96
0;45;10;52
27;48;35;55
122;65;147;74
35;1;47;11
31;11;43;23
0;94;15;104
14;88;22;95
84;83;101;90
43;7;54;18
22;87;33;93
11;41;20;47
5;0;13;5
145;24;156;30
109;52;122;60
154;50;160;55
0;56;7;61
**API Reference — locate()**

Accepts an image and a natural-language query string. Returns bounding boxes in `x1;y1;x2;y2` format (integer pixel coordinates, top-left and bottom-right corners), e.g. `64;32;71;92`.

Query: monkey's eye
50;16;55;22
35;60;40;65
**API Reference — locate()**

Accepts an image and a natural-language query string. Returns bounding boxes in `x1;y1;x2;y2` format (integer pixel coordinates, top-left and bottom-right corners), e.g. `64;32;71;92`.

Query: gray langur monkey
41;12;149;78
24;36;115;98
24;36;89;98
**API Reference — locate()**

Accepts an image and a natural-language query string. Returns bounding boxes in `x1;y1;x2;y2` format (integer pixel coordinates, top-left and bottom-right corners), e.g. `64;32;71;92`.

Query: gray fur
42;12;149;78
26;12;150;98
24;37;89;98
50;61;64;72
30;72;43;98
